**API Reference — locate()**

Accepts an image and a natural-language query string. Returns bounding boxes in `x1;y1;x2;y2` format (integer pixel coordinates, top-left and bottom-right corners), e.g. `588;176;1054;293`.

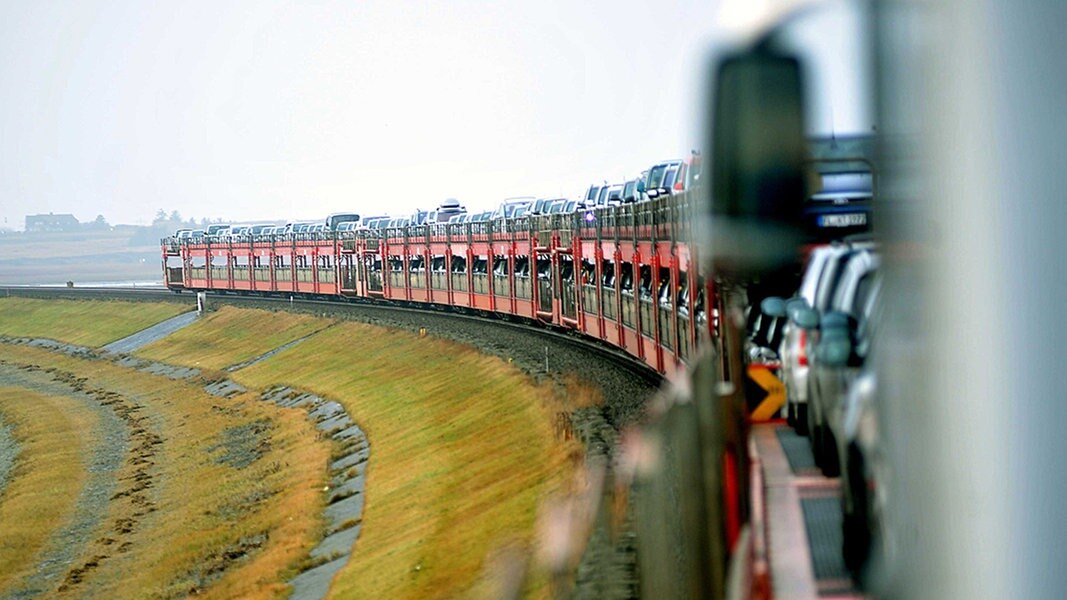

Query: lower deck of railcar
752;423;866;600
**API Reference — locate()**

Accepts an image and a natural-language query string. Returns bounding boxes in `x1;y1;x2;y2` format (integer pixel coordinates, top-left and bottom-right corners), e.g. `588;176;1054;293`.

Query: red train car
162;193;715;378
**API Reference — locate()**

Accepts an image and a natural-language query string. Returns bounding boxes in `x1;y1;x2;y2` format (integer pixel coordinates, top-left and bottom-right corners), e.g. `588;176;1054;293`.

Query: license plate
819;213;867;227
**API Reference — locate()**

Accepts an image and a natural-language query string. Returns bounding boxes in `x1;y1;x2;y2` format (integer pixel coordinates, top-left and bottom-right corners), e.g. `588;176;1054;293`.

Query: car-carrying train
161;192;712;378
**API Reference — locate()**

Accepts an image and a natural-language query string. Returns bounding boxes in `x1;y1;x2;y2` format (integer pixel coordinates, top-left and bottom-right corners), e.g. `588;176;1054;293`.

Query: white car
775;244;843;432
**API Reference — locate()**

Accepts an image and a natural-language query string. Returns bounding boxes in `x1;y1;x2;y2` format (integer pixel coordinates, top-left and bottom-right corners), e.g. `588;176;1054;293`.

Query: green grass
134;306;332;370
0;298;190;347
233;322;583;599
0;300;585;598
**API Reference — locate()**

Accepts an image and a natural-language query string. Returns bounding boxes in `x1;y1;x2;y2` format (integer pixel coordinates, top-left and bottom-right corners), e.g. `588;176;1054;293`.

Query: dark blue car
804;135;876;240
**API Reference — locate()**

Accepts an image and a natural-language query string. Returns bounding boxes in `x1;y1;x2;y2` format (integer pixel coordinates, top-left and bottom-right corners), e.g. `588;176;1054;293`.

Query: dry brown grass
135;306;332;371
233;322;585;599
0;345;330;598
0;297;190;347
0;387;92;591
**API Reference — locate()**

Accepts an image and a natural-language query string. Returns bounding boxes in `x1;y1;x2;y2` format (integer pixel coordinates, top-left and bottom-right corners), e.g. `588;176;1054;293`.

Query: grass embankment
0;345;329;598
0;387;93;589
0;300;589;597
135;306;332;371
232;322;588;599
0;297;189;347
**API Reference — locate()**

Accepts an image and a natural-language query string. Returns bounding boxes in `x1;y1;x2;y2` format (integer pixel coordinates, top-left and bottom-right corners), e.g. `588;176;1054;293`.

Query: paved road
101;311;198;354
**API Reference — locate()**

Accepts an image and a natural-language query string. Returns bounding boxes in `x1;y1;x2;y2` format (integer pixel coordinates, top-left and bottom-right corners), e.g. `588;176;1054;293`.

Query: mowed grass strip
0;387;92;592
233;322;583;599
135;306;332;371
0;297;189;347
0;345;330;598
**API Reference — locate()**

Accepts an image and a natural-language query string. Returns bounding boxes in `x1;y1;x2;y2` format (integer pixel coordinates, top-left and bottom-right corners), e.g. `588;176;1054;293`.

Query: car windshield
328;214;360;228
648;165;668;188
809;169;875;202
663;166;679;189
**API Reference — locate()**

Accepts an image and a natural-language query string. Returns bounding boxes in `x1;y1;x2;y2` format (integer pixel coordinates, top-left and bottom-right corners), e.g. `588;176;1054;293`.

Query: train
161;192;714;378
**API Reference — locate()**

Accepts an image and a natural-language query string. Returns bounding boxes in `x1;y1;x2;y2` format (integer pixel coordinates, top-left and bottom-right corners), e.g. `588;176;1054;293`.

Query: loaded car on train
162;188;712;378
326;213;361;231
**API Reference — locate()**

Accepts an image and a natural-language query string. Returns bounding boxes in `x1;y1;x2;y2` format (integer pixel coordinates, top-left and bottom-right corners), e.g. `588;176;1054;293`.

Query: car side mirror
785;296;808;313
793;307;820;329
818;331;853;368
785;297;809;321
705;49;808;278
760;296;787;318
820;311;855;333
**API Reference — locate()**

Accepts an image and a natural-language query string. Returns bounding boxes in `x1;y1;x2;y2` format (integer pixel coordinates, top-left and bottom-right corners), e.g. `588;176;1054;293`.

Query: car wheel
842;445;872;580
808;402;823;467
820;427;841;477
806;418;823;465
795;403;809;436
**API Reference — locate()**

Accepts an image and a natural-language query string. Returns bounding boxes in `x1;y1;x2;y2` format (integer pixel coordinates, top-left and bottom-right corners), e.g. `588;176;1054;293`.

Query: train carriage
162;191;715;378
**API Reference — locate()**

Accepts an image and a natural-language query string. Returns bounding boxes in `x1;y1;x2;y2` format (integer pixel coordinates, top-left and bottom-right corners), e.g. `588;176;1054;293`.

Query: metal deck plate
776;426;819;476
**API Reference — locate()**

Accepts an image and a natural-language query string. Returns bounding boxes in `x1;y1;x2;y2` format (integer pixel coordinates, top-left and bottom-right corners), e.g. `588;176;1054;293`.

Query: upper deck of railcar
160;192;698;249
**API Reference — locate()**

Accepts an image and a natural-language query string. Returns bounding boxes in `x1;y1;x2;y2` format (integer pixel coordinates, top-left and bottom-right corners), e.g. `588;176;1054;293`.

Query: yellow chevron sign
747;365;786;421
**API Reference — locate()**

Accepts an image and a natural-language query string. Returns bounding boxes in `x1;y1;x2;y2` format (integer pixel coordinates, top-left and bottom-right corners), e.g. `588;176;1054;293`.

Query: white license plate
820;213;868;227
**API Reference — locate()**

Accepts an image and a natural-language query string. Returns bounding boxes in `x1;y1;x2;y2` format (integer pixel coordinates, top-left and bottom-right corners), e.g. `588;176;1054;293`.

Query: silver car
775;242;860;433
807;248;881;475
776;245;836;431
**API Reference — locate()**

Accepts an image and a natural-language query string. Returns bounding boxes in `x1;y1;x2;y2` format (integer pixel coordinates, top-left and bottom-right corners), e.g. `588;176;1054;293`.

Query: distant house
25;213;80;232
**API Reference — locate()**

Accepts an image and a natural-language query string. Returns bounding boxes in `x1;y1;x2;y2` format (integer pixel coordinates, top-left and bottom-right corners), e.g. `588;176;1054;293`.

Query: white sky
0;0;721;229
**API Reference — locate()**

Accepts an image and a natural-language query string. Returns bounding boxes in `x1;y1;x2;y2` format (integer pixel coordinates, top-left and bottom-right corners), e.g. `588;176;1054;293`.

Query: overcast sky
0;1;722;229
